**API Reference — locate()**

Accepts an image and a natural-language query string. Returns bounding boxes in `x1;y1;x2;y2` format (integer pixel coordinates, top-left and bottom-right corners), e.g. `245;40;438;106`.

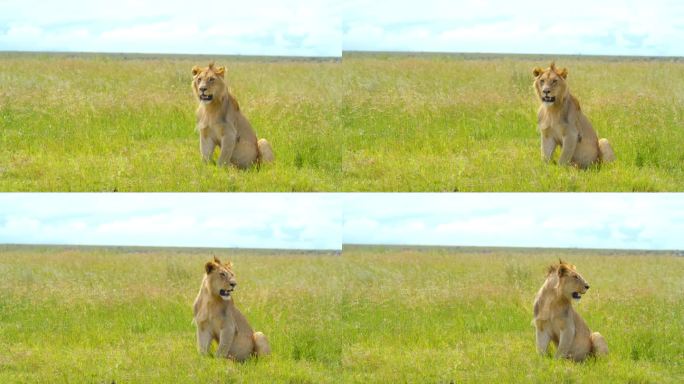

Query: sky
1;0;682;57
1;194;683;251
342;0;684;56
0;0;342;57
0;194;343;250
342;194;684;251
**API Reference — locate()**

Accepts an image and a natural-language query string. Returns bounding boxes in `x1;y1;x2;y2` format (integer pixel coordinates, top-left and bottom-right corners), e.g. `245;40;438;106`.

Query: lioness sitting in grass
533;260;608;361
192;257;271;361
532;63;615;168
192;63;274;168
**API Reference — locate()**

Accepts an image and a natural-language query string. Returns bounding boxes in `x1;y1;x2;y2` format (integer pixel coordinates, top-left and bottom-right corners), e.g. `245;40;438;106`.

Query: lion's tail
598;138;615;163
591;332;609;356
257;139;275;164
253;331;271;357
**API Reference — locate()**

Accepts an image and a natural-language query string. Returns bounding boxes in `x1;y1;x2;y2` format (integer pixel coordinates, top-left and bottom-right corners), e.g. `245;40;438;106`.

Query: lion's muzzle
219;288;234;300
572;285;589;300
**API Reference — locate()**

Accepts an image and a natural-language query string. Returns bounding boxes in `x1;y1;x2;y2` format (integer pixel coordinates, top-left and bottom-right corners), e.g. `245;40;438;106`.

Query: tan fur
192;257;271;361
192;63;274;168
533;260;608;361
532;63;615;168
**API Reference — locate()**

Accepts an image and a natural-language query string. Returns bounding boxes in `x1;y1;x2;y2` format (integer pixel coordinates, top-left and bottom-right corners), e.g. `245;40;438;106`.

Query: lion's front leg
200;133;216;163
558;131;578;166
541;135;556;163
216;324;237;359
217;126;237;167
196;327;213;355
556;326;575;359
535;327;551;356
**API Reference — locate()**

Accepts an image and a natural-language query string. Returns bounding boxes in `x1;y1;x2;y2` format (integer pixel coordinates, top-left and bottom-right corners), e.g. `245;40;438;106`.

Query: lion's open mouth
542;96;556;103
572;292;582;300
199;94;213;102
219;289;233;300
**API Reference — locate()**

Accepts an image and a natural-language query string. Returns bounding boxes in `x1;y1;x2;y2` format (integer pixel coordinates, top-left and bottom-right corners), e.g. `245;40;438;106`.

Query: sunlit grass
0;53;342;191
341;53;684;191
2;53;682;191
0;245;681;383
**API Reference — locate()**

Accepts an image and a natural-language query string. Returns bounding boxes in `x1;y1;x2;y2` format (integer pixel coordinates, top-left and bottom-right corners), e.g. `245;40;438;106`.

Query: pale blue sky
0;0;342;57
342;194;684;251
343;0;684;56
1;194;682;251
1;1;682;57
0;194;343;250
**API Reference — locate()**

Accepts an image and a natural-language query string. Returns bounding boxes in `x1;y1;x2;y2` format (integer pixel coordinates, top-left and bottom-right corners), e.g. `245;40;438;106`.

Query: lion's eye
219;272;227;278
552;79;557;84
209;77;215;82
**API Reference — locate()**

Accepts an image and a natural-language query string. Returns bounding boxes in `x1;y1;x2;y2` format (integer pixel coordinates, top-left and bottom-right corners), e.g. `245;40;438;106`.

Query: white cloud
343;0;684;56
0;193;343;250
1;194;683;251
0;0;342;56
343;193;684;250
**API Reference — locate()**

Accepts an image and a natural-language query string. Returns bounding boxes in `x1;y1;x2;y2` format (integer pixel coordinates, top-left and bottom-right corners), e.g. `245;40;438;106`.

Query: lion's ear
192;65;202;76
532;67;544;77
558;67;568;79
215;66;226;78
226;260;233;268
557;264;569;277
213;256;222;264
205;261;217;274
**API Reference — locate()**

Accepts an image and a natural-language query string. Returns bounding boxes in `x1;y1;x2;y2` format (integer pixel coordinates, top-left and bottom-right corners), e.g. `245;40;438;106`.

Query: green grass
2;52;683;191
1;245;682;383
342;53;684;191
0;53;342;191
0;246;346;383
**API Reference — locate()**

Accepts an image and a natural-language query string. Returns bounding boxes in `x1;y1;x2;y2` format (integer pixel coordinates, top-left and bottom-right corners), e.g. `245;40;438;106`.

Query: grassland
342;53;684;191
0;53;342;191
0;245;346;383
1;244;682;383
2;52;683;191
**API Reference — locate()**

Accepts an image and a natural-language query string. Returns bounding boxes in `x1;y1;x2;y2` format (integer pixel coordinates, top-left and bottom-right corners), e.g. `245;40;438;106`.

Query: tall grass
0;53;342;191
342;53;684;191
2;53;683;191
0;245;681;382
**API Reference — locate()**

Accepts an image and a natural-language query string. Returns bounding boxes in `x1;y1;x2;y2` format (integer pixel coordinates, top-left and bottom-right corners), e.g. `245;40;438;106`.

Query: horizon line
3;243;682;254
3;50;683;61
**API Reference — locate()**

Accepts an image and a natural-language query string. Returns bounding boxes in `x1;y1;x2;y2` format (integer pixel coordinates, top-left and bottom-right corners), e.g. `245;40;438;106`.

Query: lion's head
192;63;228;105
532;62;569;107
204;256;237;301
548;259;590;301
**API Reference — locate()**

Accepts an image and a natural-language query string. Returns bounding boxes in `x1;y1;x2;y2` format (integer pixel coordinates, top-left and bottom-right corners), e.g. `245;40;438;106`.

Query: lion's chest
539;116;564;144
197;109;232;144
197;302;235;334
197;121;224;143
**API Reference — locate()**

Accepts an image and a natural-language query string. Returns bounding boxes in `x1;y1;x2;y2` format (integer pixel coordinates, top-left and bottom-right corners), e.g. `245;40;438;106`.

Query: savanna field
0;245;682;383
342;53;684;191
0;53;343;191
1;52;683;191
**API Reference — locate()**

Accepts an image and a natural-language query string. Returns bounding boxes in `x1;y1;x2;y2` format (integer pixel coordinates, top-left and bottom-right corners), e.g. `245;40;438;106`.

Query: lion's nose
199;86;207;93
585;285;590;289
543;89;551;95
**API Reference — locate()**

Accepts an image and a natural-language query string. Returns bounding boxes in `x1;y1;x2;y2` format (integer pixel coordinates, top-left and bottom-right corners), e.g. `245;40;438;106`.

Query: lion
191;63;274;168
192;257;271;361
532;259;608;361
532;63;615;168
